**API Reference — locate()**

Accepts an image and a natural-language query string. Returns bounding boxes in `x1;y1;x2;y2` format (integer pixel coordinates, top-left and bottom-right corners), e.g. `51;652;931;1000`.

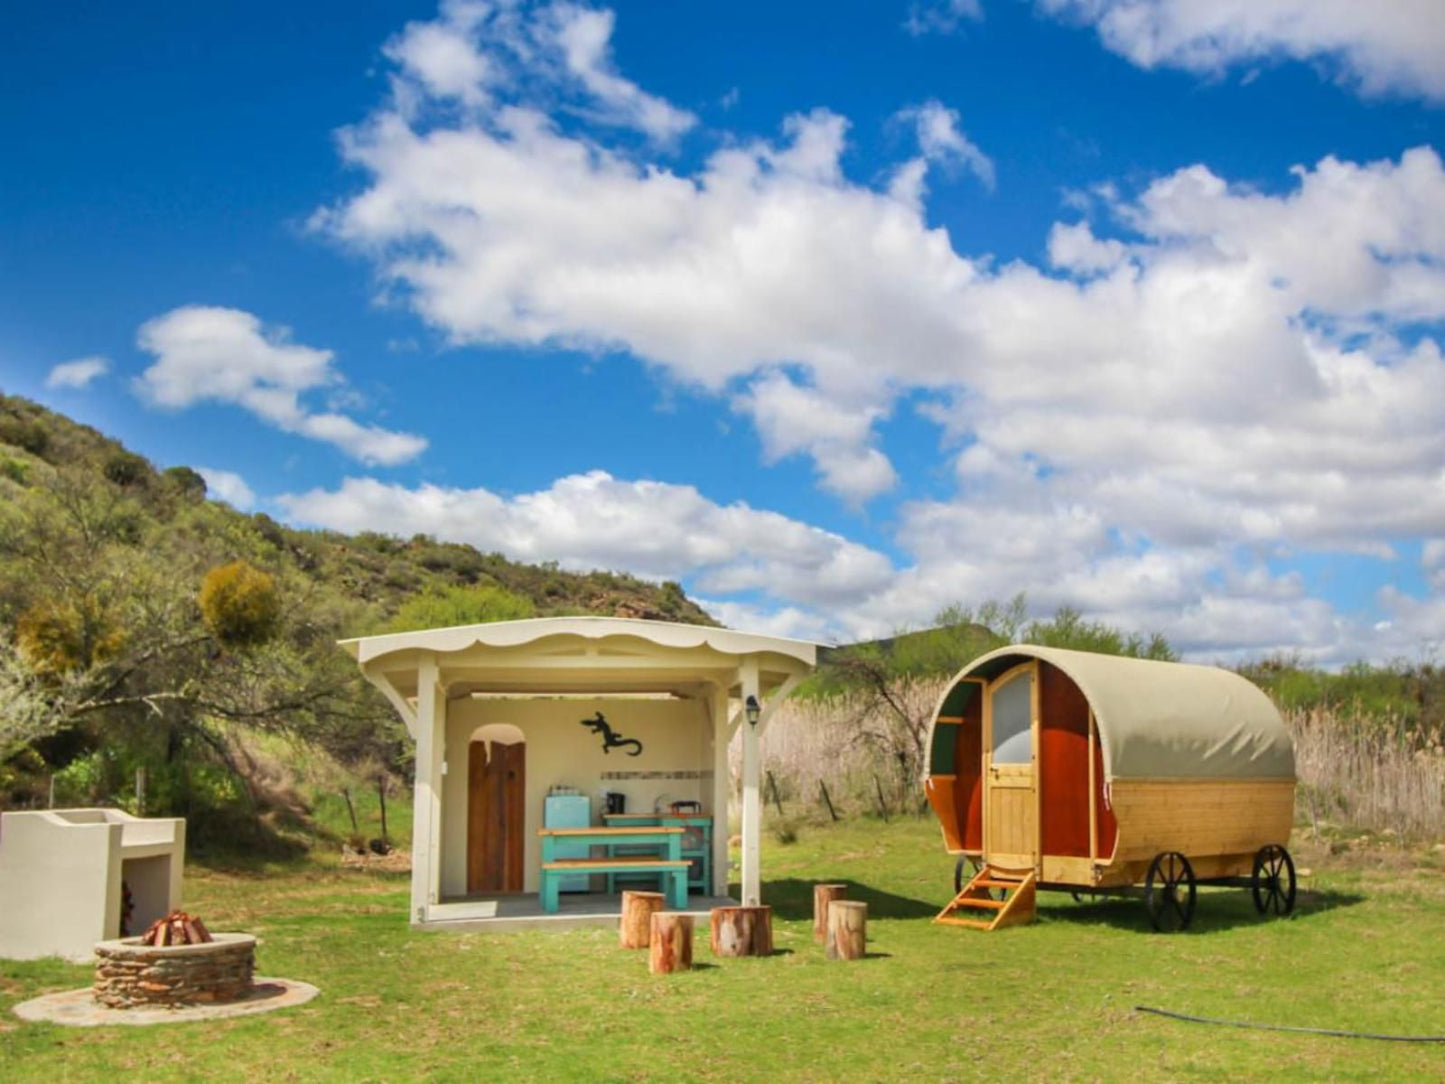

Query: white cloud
1036;0;1445;102
384;1;496;107
45;356;110;390
734;372;898;503
1424;540;1445;592
196;467;257;510
313;3;1445;663
1047;221;1128;275
277;471;897;615
135;305;427;466
382;0;694;142
545;4;696;142
904;0;983;37
897;100;995;191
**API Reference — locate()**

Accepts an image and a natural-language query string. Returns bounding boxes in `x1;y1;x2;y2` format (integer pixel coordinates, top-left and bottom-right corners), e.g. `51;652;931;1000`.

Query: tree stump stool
826;900;867;961
649;913;693;974
812;884;847;943
619;890;665;950
709;905;774;957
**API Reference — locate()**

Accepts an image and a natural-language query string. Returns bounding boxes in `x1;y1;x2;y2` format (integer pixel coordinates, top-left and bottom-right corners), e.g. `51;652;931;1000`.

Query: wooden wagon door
983;662;1039;871
467;740;525;894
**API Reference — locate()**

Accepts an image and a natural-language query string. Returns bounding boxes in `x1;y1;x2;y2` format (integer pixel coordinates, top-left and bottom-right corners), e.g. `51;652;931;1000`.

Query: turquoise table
537;827;686;912
603;813;713;895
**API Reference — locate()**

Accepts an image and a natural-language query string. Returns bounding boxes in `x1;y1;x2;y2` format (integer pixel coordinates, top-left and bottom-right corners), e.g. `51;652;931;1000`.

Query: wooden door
983;663;1039;871
467;740;525;894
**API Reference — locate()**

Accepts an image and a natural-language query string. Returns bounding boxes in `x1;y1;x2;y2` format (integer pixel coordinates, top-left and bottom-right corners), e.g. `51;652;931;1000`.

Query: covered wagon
923;645;1297;931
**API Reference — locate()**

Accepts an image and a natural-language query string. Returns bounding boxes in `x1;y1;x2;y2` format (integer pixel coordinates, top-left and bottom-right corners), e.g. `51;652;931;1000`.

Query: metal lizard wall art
579;711;644;756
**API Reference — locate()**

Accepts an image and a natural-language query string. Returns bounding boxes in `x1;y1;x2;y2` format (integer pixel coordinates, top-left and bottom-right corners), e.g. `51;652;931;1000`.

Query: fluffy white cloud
734;372;897;503
383;0;694;141
312;3;1445;661
45;356;109;390
135;306;427;466
278;471;897;614
196;467;257;510
1036;0;1445;102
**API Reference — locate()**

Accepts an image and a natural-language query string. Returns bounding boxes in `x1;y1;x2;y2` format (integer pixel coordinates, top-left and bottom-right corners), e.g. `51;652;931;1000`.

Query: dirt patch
340;850;411;874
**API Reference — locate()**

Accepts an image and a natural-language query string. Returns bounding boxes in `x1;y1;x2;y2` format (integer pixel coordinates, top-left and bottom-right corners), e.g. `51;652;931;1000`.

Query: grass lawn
2;817;1443;1082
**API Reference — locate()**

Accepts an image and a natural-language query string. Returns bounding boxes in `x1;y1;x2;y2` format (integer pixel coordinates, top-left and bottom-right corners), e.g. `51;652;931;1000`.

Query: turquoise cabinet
602;814;712;895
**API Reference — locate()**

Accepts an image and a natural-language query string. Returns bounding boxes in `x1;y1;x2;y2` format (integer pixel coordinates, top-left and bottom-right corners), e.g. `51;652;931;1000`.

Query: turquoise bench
540;858;689;912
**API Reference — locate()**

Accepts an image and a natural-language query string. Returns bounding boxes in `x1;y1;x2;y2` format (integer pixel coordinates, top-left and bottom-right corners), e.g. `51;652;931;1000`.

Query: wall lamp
744;695;761;729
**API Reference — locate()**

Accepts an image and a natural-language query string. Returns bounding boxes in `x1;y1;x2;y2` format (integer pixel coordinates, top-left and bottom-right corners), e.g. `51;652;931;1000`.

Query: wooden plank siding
1107;779;1295;864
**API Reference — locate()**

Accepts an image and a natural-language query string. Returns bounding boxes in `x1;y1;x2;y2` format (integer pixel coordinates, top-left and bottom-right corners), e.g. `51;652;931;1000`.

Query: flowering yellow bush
199;560;280;646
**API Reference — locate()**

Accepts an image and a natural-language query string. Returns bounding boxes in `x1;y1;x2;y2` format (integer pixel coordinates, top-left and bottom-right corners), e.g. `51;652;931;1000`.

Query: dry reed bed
734;685;1445;840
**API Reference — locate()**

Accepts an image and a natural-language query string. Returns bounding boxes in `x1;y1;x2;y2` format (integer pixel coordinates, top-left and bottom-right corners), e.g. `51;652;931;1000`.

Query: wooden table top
537;825;685;836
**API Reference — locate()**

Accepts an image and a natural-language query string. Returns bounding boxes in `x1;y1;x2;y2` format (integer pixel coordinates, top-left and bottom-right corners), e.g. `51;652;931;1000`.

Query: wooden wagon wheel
1251;844;1296;917
953;856;1002;900
1144;851;1196;932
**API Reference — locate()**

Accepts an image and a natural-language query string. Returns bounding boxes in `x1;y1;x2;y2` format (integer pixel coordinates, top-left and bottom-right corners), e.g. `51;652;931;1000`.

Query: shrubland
0;393;711;853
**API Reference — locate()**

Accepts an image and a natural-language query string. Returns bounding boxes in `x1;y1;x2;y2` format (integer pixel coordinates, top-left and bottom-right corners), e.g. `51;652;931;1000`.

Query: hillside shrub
387;583;535;632
199;560;281;646
162;466;208;501
103;450;151;488
15;598;126;674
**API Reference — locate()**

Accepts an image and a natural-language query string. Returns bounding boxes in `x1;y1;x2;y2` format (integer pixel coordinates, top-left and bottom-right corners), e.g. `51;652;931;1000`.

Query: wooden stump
709;905;774;957
812;884;847;943
649;913;693;974
619;890;665;950
825;900;867;961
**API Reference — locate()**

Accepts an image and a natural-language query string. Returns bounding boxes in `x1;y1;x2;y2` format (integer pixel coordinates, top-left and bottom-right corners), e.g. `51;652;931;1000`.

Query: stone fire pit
93;933;256;1009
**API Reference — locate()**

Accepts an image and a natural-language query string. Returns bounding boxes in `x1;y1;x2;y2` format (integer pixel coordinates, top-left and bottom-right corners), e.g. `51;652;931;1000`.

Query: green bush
0;416;49;456
387;583;535;632
103;450;151;488
162;465;208;501
0;454;30;484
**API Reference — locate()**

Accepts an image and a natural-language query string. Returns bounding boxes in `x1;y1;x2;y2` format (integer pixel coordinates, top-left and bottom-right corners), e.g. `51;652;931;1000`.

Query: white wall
439;696;712;897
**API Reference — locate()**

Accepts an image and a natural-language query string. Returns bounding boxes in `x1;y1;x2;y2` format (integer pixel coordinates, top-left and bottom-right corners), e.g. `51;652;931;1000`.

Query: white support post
739;658;762;907
710;683;730;897
410;655;445;924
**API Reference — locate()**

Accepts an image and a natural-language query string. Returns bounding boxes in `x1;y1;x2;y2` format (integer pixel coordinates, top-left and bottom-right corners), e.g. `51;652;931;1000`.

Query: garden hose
1135;1006;1445;1043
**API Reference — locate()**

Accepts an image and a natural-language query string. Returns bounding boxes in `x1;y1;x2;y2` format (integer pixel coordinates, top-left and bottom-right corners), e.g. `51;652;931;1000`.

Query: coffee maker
603;790;626;815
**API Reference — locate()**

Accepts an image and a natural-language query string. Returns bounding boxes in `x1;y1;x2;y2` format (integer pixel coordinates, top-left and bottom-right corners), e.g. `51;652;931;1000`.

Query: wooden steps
934;865;1037;931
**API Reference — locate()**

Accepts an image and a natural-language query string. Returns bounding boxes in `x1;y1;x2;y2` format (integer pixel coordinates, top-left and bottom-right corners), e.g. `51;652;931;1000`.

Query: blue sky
3;0;1444;661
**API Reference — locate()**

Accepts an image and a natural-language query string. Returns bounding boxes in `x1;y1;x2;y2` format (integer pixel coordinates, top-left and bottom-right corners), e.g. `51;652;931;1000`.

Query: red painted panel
1039;662;1091;858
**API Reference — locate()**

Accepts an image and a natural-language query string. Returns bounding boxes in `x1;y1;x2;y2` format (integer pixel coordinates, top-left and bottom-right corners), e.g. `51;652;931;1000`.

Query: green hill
0;392;714;627
0;392;713;848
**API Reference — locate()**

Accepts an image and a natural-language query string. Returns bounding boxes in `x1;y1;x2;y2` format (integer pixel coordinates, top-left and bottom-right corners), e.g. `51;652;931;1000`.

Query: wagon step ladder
934;866;1036;931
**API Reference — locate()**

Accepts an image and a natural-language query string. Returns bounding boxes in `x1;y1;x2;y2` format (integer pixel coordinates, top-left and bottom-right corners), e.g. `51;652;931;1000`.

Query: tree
0;468;396;828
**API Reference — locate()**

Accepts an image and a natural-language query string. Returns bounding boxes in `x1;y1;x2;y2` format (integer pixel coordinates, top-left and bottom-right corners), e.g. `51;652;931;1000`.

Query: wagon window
991;670;1033;764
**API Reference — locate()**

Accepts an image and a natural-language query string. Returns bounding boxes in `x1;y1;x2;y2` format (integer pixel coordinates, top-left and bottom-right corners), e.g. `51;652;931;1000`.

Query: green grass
3;819;1443;1082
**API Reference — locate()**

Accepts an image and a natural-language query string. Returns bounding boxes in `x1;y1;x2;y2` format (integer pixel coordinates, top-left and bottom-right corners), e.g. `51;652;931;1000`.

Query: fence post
818;780;839;822
873;775;890;822
765;771;785;817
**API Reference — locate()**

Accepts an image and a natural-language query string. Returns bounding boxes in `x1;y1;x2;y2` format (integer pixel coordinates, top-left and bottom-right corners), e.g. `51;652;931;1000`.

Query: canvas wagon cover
941;645;1295;783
